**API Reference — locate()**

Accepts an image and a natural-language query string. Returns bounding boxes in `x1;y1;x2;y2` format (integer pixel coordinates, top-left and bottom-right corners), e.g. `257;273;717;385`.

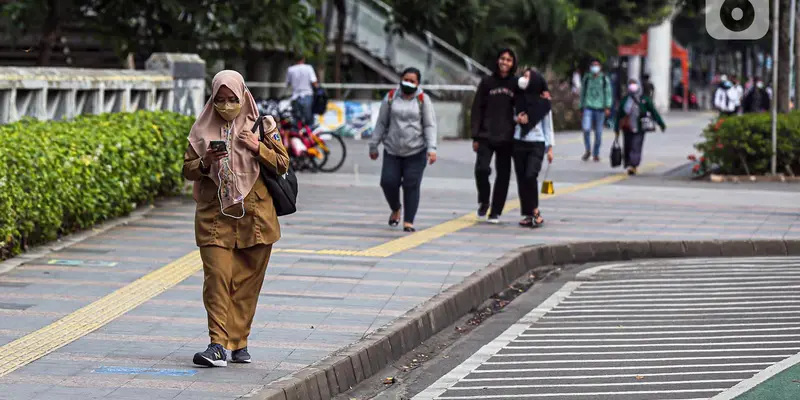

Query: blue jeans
380;150;427;224
293;95;314;127
581;108;606;157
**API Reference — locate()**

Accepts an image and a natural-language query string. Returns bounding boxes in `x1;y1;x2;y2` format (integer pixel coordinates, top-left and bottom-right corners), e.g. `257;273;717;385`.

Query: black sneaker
231;347;252;364
477;203;489;218
581;151;591;161
193;343;227;367
487;214;500;224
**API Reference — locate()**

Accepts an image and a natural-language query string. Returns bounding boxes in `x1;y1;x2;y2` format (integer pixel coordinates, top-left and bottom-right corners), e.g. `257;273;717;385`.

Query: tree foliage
1;0;324;66
385;0;674;73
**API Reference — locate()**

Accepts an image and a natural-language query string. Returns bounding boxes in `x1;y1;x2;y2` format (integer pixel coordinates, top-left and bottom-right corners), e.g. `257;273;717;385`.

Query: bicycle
256;97;347;173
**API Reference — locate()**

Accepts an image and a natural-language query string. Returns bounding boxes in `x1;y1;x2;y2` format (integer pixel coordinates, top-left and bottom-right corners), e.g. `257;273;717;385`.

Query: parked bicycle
256;97;347;173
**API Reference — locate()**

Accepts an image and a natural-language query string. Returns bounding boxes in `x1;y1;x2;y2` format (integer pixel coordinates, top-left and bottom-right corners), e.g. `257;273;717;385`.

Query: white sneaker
487;215;500;224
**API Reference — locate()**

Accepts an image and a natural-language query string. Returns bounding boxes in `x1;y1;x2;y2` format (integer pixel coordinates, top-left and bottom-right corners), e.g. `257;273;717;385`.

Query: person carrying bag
614;78;666;175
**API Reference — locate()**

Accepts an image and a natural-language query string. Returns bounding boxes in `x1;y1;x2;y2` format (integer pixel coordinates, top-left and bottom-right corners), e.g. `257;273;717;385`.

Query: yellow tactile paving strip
0;165;656;378
0;251;202;378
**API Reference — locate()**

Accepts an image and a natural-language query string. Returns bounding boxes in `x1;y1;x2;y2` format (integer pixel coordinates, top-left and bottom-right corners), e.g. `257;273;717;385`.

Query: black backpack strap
251;115;266;140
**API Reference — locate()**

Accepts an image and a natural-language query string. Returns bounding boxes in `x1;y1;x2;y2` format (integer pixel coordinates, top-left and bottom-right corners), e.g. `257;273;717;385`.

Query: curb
249;239;800;400
0;204;155;276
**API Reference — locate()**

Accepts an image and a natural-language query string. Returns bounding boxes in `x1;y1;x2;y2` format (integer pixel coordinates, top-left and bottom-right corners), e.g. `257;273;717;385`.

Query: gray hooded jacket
369;86;437;157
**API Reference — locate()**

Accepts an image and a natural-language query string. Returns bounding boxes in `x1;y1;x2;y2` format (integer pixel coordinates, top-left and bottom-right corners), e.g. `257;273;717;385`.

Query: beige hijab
188;70;260;211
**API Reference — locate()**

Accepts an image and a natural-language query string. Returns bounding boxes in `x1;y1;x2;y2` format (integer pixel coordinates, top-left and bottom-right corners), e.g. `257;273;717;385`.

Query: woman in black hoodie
471;48;519;224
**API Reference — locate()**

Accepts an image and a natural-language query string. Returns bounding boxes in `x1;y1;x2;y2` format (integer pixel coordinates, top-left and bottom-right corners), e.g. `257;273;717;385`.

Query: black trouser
512;141;545;217
622;130;646;168
380;150;427;224
475;140;513;217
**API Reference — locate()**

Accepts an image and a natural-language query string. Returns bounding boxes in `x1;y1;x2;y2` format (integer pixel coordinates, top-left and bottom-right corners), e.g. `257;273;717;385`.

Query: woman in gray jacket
369;67;437;232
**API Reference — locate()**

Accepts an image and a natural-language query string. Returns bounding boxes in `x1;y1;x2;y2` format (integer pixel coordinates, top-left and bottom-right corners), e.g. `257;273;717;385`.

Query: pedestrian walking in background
743;77;770;113
183;70;290;367
470;48;519;224
713;75;739;116
580;59;613;162
642;74;655;99
369;67;437;233
732;77;744;114
614;78;666;176
514;68;554;228
285;54;319;127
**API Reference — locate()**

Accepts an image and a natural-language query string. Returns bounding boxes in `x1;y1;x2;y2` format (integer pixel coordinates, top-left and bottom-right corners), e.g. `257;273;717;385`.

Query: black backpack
312;87;329;115
251;116;298;216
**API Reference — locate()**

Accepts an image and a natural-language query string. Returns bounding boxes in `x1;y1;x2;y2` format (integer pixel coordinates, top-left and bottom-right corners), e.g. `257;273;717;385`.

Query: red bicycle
257;97;347;173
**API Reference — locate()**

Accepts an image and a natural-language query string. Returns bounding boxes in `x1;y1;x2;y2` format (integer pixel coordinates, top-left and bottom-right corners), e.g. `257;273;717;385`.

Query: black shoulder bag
251;116;298;216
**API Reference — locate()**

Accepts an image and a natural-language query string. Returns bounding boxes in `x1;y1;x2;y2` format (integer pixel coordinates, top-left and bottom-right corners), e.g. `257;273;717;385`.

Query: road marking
513;334;800;342
493;348;800;356
549;306;800;313
0;251;202;378
437;389;724;399
470;363;773;373
447;379;743;389
412;282;583;400
461;370;763;381
711;350;800;399
508;341;800;349
519;327;800;336
543;311;800;318
568;291;800;299
362;163;661;258
562;296;800;303
525;322;800;330
483;355;793;365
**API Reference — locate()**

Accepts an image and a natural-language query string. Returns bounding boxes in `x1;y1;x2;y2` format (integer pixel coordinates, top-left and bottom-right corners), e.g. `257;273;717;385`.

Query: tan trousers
200;244;272;350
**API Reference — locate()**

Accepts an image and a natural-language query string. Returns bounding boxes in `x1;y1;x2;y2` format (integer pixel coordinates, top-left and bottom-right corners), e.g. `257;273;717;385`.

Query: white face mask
518;76;529;90
590;65;601;74
628;84;639;93
756;82;764;89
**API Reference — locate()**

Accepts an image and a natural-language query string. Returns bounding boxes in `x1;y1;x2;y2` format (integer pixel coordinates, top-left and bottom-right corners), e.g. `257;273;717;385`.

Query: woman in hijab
513;68;554;228
614;78;666;175
183;70;289;367
369;67;437;232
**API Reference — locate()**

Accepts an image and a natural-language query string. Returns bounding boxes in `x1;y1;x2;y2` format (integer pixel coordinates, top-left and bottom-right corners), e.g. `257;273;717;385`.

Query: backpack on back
387;89;425;126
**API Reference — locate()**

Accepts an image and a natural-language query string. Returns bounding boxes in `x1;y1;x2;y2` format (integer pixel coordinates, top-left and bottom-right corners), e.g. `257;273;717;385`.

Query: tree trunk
796;6;800;110
36;0;61;66
317;0;335;81
333;0;346;99
777;0;792;113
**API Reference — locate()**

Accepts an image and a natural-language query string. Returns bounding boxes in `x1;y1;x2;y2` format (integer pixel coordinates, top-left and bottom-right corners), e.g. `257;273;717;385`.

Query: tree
1;0;90;66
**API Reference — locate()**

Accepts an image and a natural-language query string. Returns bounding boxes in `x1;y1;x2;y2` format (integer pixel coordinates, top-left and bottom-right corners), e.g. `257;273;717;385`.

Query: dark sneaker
231;347;252;364
487;215;500;224
581;151;591;161
193;343;227;367
593;156;601;162
477;203;489;218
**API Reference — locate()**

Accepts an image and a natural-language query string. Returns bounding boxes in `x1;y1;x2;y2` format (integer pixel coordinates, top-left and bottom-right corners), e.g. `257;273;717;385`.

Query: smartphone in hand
209;140;227;153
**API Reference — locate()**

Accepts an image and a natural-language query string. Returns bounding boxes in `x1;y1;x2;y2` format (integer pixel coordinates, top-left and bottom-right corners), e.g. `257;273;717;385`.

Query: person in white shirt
732;77;744;114
713;76;739;116
285;55;319;126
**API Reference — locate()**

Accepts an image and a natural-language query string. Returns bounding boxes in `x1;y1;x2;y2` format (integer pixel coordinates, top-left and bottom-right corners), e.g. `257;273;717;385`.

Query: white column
628;56;642;83
647;19;673;113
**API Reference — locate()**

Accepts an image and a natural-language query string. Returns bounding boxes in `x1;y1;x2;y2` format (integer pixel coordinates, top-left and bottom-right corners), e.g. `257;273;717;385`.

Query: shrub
0;111;194;259
695;112;800;176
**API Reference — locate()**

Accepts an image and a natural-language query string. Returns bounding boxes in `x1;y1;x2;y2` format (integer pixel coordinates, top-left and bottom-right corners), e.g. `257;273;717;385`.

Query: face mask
214;102;242;121
628;84;639;93
590;65;601;74
400;81;418;95
518;76;529;90
756;82;764;89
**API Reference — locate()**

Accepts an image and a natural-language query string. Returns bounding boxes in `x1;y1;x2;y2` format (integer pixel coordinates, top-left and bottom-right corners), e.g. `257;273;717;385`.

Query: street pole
790;0;797;108
771;0;779;175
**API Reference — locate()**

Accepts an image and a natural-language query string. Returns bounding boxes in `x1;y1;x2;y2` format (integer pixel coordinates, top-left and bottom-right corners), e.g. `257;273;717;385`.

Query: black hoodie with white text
470;73;518;144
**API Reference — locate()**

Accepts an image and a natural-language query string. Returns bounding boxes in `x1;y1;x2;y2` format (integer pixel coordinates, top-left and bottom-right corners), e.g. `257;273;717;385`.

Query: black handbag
610;137;622;168
251;116;298;216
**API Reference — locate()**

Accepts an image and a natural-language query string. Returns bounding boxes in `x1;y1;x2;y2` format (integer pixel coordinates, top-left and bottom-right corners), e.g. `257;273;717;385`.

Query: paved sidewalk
0;112;798;399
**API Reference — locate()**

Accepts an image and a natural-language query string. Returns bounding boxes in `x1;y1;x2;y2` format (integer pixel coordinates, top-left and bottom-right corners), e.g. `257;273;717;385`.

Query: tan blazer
182;117;290;249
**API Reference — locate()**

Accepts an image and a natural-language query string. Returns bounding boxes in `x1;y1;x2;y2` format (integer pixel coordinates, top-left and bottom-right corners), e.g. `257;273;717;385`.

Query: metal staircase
331;0;491;85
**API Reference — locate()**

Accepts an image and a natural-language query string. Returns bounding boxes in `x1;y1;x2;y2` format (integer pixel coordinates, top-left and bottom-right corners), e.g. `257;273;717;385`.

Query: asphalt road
339;257;800;400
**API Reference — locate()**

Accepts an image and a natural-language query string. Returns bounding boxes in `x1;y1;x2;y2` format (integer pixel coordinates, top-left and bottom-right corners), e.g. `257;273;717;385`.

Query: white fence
0;53;206;124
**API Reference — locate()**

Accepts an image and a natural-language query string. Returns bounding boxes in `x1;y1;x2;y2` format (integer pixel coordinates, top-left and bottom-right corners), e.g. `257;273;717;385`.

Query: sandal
519;217;533;227
388;211;400;227
532;210;545;228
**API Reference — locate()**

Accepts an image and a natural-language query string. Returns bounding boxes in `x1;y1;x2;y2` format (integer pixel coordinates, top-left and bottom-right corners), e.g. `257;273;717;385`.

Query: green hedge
695;112;800;176
0;111;194;259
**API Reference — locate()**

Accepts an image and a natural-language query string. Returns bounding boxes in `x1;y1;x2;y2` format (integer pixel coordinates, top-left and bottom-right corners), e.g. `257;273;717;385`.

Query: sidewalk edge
248;238;800;400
